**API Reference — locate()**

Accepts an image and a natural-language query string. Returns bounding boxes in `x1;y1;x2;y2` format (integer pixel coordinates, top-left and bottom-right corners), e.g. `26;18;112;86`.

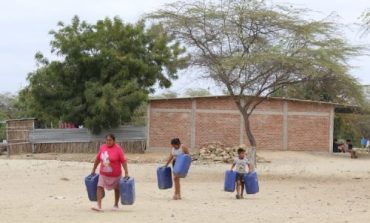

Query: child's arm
165;153;174;167
248;163;254;173
230;163;235;170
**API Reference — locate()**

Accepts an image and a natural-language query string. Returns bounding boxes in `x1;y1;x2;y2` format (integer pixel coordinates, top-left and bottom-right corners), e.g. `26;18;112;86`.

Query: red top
96;144;127;177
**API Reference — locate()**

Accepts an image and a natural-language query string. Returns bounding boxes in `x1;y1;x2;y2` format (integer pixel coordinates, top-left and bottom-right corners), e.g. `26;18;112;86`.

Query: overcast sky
0;0;369;95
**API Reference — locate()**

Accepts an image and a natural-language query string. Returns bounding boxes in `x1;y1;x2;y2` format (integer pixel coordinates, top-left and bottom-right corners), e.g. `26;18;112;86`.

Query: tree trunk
241;111;257;167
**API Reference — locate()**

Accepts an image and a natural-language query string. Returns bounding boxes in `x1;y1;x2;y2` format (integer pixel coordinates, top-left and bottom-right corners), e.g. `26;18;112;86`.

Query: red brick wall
241;115;284;150
254;99;284;112
149;111;192;148
287;101;332;113
150;99;192;109
196;97;238;110
287;116;330;151
148;97;333;152
196;113;240;146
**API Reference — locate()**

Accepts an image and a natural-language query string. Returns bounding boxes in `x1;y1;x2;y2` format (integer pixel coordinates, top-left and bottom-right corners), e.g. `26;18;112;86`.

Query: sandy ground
0;151;370;223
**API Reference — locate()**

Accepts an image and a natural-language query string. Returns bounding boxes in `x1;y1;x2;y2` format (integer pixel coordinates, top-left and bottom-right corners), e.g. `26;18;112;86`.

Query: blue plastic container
244;172;259;194
173;154;192;178
224;170;237;192
85;174;100;201
120;177;135;205
157;166;173;189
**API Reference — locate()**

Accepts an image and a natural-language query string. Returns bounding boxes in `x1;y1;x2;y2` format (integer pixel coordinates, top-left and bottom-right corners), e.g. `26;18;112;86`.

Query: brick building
147;96;337;152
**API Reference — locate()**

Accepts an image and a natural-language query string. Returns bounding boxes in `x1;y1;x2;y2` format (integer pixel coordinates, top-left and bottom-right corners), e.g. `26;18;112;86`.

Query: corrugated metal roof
5;118;36;122
149;95;349;107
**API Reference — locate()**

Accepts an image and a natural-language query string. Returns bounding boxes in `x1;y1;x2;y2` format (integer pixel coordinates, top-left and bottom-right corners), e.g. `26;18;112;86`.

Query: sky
0;0;369;95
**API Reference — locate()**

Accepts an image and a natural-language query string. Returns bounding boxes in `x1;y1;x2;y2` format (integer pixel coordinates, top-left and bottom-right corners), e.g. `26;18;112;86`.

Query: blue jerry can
224;170;237;192
157;166;173;189
120;177;135;205
244;172;259;194
173;154;192;178
85;174;99;201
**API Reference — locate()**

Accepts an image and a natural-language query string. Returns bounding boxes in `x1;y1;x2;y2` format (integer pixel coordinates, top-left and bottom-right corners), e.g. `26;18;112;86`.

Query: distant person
345;139;358;159
230;148;253;199
361;137;367;149
333;138;340;153
164;138;190;200
90;134;129;211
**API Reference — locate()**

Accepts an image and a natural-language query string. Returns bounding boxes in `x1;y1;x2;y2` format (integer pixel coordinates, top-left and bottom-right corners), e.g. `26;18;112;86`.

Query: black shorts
236;173;245;182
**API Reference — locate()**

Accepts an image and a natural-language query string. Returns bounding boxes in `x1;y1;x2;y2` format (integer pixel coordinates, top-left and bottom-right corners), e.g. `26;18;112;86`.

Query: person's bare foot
112;205;120;211
173;194;181;200
91;206;103;212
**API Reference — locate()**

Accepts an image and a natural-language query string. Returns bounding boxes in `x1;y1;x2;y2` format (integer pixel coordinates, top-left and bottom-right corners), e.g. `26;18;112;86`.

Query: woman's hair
106;133;116;141
171;138;181;145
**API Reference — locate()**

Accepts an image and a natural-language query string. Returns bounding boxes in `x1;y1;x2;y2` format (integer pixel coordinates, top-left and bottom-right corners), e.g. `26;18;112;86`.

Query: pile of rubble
191;142;270;164
191;142;248;163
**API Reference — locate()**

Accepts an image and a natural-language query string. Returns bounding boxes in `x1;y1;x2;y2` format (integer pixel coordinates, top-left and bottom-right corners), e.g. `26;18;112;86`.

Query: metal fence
4;118;146;155
29;126;145;143
28;126;146;154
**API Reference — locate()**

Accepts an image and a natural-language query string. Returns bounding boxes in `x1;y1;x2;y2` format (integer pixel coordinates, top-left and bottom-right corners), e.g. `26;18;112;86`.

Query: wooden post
283;101;288;150
190;99;196;150
5;121;9;157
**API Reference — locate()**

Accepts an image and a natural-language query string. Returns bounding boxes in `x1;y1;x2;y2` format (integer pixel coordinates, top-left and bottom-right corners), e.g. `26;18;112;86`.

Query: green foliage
149;0;362;101
0;111;7;141
184;88;211;97
130;102;147;126
20;16;189;133
152;90;178;99
273;73;365;105
360;9;370;35
149;0;363;154
0;93;19;141
334;114;370;147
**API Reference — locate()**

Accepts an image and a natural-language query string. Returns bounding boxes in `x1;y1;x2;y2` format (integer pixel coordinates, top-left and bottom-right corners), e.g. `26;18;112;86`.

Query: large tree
20;16;188;133
360;9;370;35
273;72;365;105
149;0;362;164
0;93;19;141
184;88;211;97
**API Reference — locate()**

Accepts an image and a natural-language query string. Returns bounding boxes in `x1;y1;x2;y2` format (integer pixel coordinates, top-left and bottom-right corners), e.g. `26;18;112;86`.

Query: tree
149;0;361;165
360;9;370;35
273;72;365;105
334;114;370;146
152;90;179;99
130;102;147;126
20;16;188;133
0;93;19;141
0;93;18;118
184;88;211;97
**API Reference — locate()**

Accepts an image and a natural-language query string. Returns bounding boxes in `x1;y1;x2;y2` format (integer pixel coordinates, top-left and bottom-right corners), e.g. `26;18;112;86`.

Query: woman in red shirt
91;134;129;211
